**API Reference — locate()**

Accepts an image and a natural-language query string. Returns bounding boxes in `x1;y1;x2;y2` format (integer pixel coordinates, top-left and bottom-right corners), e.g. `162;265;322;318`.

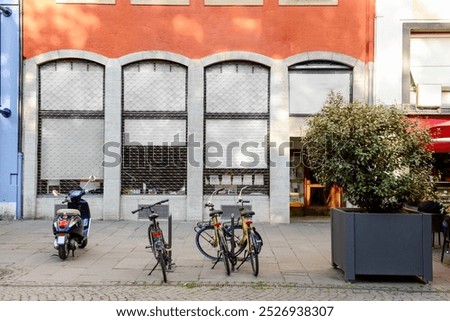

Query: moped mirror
81;175;98;191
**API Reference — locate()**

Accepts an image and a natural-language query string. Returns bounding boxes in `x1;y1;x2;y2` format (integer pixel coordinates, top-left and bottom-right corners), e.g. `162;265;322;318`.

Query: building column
21;59;38;219
186;60;204;221
102;59;122;220
269;60;290;224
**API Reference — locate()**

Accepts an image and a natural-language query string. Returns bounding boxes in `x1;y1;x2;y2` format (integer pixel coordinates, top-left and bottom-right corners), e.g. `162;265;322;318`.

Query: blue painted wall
0;2;20;218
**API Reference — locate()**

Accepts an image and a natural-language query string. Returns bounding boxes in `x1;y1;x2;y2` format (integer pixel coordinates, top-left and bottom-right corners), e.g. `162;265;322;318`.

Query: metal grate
124;61;187;112
206;62;269;114
122;60;188;195
204;61;270;196
37;59;105;195
40;60;104;111
122;145;187;195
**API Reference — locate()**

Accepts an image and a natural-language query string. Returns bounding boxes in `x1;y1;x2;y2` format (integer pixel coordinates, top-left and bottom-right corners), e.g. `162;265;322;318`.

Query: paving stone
0;220;449;301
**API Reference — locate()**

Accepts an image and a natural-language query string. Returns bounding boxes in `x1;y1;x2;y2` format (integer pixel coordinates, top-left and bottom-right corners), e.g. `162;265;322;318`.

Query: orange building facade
23;0;374;60
21;0;375;222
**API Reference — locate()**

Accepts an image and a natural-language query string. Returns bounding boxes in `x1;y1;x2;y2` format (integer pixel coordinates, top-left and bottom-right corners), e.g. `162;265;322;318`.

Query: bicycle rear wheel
157;249;168;283
248;230;259;276
195;225;221;261
219;233;231;276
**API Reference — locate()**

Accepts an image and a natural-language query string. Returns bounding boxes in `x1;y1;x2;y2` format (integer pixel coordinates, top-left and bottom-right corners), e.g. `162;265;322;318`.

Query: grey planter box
331;208;433;283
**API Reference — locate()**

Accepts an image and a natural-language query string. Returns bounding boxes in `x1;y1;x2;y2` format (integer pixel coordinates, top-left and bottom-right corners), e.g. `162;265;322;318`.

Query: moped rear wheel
58;243;69;260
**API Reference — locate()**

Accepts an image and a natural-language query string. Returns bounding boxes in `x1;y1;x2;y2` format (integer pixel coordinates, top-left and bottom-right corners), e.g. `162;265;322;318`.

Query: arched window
289;60;353;115
203;61;270;196
38;59;105;194
121;60;188;195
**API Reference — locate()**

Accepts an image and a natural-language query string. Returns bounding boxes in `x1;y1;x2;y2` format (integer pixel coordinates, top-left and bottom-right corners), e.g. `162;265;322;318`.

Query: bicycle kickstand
148;261;160;276
211;253;222;270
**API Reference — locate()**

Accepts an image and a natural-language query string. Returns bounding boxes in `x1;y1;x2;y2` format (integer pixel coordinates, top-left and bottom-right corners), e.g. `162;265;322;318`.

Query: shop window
204;61;270;196
122;60;187;195
410;34;450;109
38;59;105;195
288;61;352;115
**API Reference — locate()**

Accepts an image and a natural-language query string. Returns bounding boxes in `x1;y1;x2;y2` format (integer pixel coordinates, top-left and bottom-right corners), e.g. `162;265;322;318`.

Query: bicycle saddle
209;210;223;217
241;210;255;217
149;213;159;220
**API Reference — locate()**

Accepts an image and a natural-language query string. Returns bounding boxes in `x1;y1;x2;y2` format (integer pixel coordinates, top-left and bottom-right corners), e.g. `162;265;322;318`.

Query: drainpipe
16;152;22;220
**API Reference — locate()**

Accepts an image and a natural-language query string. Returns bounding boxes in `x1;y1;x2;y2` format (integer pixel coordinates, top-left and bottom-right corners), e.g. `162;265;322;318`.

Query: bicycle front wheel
248;230;259;276
157;249;168;283
195;225;220;261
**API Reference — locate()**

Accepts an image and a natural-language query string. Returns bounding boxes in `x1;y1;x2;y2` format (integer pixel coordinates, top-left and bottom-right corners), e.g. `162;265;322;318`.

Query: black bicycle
132;199;171;283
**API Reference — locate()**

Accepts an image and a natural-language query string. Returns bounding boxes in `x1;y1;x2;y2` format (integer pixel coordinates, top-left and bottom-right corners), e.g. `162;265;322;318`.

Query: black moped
52;176;96;260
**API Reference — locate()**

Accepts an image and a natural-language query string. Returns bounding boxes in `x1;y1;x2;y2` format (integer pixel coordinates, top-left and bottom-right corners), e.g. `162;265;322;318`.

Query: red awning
408;116;450;153
429;120;450;153
430;120;450;138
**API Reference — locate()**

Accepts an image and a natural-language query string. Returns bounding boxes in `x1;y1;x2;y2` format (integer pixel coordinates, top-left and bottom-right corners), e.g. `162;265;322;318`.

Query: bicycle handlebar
205;188;226;208
131;199;169;214
237;186;250;205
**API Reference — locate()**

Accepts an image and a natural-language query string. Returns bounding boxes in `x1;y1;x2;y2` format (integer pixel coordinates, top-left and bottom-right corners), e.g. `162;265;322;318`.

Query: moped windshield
68;189;85;200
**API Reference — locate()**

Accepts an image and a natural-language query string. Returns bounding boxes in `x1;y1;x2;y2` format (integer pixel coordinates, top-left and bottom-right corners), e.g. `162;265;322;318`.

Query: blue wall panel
0;3;19;216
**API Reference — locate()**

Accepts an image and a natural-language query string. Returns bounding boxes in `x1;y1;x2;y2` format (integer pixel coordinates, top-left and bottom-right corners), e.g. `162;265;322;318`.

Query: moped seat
56;208;81;216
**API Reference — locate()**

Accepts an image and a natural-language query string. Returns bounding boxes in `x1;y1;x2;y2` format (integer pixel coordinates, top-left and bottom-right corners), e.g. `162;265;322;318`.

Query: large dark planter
331;208;433;283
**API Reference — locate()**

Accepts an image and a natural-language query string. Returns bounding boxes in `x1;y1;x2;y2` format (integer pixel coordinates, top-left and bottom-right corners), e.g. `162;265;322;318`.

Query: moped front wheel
79;238;88;249
58;243;69;260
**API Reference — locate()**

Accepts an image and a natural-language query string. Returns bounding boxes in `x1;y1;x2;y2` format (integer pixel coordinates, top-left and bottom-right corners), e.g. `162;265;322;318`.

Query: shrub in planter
304;92;434;212
304;92;436;282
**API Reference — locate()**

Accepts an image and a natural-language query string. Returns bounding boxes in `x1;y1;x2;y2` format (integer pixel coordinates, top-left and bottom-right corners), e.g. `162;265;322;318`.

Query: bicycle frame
201;188;231;275
148;216;165;252
132;199;171;282
231;186;260;276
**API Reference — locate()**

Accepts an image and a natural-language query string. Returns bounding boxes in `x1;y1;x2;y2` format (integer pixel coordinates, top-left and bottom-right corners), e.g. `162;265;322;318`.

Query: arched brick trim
119;51;191;67
31;49;109;66
201;51;274;68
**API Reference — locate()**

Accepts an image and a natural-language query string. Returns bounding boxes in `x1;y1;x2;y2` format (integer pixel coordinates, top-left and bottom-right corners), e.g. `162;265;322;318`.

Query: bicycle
195;188;231;276
232;186;262;276
194;186;263;276
132;199;171;283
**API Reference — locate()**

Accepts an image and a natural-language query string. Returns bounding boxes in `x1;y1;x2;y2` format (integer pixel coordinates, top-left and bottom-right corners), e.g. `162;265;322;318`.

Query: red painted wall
23;0;374;61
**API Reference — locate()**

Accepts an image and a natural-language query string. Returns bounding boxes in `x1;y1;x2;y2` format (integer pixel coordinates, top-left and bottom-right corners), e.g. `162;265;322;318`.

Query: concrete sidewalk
1;219;450;300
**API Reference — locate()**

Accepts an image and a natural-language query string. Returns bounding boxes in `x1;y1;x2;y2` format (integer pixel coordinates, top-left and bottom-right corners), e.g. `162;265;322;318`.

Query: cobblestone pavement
1;282;450;301
1;219;450;301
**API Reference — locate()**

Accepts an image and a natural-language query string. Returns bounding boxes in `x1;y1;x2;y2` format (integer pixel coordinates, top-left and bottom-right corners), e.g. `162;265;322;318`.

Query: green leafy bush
304;92;434;212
